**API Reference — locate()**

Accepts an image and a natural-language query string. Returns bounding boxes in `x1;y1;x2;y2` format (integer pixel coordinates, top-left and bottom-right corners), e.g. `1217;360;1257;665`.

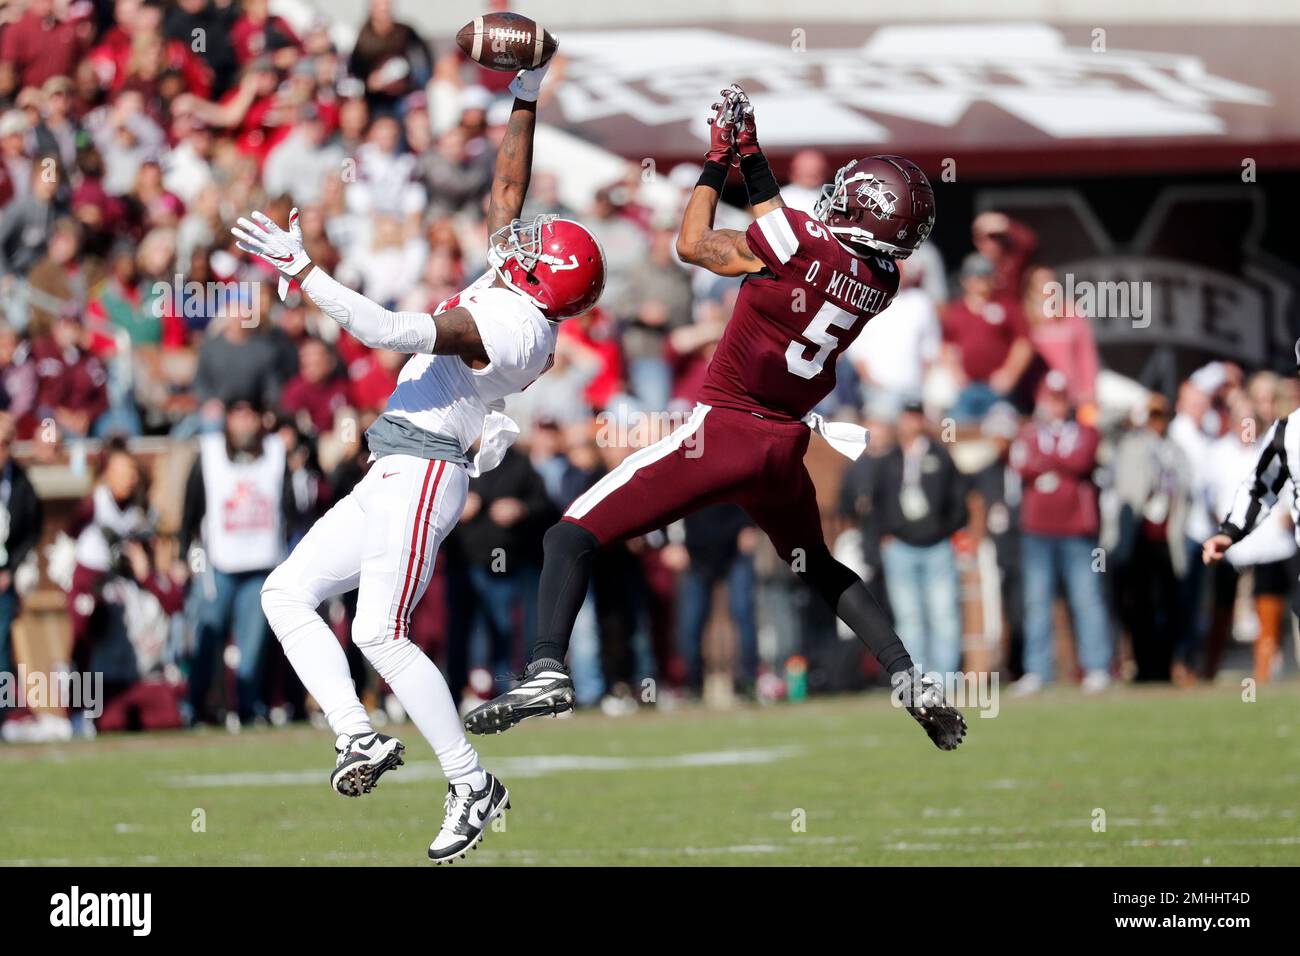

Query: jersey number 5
784;302;858;380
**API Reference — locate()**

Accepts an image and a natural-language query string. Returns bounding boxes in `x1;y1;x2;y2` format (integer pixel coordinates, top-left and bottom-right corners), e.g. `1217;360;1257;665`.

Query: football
456;12;558;73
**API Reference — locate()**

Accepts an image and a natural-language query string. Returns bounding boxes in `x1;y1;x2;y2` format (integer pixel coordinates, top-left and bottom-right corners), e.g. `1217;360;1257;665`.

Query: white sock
361;638;482;783
264;588;372;739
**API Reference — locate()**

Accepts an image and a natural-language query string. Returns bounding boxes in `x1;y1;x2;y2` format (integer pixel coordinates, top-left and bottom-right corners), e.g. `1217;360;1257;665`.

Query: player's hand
704;91;736;166
231;208;309;279
1202;533;1233;565
725;84;760;157
509;58;552;103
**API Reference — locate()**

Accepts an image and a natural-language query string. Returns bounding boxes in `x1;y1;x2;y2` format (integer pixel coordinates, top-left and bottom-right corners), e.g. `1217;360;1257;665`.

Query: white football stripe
757;209;795;264
472;16;483;61
565;403;710;520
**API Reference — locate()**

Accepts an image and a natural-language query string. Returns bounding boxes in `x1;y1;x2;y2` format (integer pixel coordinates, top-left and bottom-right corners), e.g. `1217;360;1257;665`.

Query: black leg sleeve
529;521;601;666
797;546;916;678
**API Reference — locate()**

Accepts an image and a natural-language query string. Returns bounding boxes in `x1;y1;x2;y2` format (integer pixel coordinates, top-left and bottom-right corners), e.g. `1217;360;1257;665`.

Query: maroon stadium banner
526;21;1300;176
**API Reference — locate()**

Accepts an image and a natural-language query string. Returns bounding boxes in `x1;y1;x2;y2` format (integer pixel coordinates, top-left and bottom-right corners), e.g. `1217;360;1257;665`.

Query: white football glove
231;208;309;301
509;59;552;103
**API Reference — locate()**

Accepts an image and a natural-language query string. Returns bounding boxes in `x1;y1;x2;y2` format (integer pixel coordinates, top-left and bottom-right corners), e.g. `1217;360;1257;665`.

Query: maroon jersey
698;206;900;421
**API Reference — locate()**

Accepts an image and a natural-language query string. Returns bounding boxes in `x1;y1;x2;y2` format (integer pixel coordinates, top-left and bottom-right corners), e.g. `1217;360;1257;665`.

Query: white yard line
164;745;804;789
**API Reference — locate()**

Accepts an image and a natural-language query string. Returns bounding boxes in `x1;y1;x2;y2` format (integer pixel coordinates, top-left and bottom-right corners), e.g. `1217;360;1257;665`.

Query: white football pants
261;455;481;785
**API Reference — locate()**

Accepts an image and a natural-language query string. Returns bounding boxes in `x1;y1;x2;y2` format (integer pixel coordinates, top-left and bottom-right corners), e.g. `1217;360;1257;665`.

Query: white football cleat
330;731;405;798
428;772;510;864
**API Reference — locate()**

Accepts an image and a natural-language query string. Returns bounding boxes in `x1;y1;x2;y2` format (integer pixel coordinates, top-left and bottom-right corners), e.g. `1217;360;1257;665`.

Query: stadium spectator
967;403;1025;674
586;185;648;321
0;411;41;728
0;0;83;93
0;322;37;431
24;217;86;337
844;256;940;410
869;400;968;675
64;438;185;730
31;313;110;438
180;399;287;726
942;252;1035;422
279;338;350;436
163;0;239;97
971;211;1038;297
1021;264;1099;409
230;0;301;69
0;156;62;297
620;224;692;409
836;401;898;618
779;148;828;214
672;504;759;696
418;124;493;219
447;446;556;686
1169;371;1224;677
0;108;32;208
192;311;283;420
1104;392;1191;682
347;0;433;117
263;104;344;206
1010;370;1111;694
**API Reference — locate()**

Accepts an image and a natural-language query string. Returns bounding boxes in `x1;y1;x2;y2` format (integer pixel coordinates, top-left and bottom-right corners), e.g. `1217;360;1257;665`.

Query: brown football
456;12;557;73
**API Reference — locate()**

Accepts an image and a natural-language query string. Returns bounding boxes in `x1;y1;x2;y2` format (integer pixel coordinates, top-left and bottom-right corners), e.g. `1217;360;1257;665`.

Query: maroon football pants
564;403;826;562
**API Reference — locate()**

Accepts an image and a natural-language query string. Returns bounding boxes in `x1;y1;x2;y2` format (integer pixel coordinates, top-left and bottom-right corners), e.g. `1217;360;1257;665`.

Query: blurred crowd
0;0;1292;738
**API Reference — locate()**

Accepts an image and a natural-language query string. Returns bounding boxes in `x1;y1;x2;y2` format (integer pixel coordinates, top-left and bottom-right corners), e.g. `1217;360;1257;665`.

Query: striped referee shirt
1220;412;1300;545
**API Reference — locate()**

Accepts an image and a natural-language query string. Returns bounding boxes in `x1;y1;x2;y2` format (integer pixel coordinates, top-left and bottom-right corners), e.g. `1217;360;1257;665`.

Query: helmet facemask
814;164;920;260
488;215;577;309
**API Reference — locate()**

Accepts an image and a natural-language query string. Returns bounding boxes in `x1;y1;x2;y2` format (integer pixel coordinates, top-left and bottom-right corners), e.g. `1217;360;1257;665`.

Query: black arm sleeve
179;458;206;554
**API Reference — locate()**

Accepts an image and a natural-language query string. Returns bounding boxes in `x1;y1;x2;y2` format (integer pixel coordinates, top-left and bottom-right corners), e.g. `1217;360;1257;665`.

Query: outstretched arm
485;62;552;234
675;184;763;277
232;209;489;362
676;85;784;278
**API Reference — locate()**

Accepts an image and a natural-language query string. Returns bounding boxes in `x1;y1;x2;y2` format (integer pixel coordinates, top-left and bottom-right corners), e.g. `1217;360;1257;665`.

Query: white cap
0;110;28;138
1190;361;1227;394
1044;369;1070;394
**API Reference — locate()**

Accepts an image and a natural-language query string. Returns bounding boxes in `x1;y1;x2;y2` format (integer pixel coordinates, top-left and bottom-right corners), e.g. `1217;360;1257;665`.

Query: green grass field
3;682;1299;866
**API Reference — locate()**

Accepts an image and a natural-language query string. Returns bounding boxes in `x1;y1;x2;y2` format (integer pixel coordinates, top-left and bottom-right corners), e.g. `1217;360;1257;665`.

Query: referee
1203;340;1300;567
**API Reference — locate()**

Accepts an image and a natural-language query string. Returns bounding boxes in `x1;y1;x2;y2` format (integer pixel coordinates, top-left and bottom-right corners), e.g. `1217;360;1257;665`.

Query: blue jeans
0;587;15;723
880;538;962;674
467;564;540;681
189;569;271;722
950;382;1002;423
677;555;758;690
1021;533;1112;681
628;357;672;412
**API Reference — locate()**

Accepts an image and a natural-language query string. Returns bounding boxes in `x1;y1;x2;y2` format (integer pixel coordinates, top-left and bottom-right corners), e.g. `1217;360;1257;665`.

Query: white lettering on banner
553;24;1270;142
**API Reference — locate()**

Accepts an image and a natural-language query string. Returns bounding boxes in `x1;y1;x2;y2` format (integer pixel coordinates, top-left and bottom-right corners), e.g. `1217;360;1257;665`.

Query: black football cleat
900;671;967;752
330;731;405;797
463;658;574;735
428;772;510;863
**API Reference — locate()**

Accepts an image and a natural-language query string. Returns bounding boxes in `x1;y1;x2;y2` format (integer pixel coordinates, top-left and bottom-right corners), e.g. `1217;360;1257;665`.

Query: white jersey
198;433;286;573
382;271;555;462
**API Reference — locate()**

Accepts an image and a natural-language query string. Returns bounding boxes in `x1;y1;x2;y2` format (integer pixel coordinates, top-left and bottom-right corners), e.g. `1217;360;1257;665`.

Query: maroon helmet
813;155;935;259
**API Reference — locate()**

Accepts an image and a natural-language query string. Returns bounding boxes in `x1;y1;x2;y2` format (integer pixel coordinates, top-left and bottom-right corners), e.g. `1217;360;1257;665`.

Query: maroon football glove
704;91;736;166
726;84;761;157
